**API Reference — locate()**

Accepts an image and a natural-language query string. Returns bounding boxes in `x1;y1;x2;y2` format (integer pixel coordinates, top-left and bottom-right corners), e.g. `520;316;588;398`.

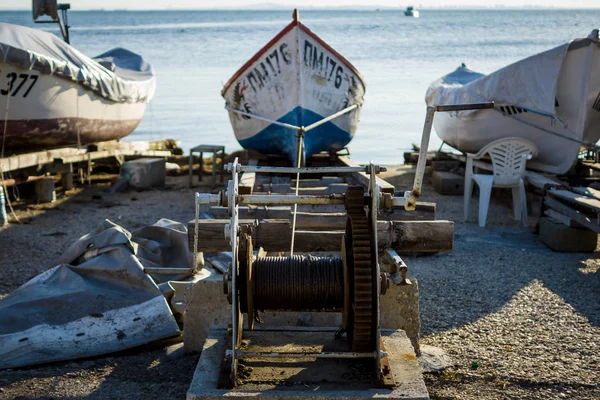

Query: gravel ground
384;166;600;400
0;165;599;399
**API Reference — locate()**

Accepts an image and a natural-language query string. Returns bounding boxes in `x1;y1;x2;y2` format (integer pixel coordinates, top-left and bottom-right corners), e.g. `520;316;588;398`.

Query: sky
2;0;600;10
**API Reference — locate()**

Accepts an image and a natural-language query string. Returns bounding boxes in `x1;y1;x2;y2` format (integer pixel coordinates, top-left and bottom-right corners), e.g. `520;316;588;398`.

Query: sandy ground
0;165;599;399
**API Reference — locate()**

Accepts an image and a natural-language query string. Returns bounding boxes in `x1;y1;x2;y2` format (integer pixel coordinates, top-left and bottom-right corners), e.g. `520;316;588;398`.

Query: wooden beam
549;189;600;214
544;209;583;228
188;219;453;253
337;155;395;194
239;159;257;195
544;196;600;233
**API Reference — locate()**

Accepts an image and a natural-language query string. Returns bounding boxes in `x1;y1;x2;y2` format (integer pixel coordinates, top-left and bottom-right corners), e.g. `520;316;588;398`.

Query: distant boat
0;22;155;154
426;30;600;174
405;6;419;18
222;10;366;165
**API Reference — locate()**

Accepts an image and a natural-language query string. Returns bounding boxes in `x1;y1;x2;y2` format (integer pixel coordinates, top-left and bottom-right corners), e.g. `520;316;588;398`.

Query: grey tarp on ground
0;219;192;369
0;22;155;103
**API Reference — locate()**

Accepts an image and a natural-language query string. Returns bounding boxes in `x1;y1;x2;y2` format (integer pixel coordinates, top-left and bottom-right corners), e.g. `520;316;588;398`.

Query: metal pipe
303;104;359;132
404;102;494;211
238;194;346;205
230;350;380;359
225;165;379;174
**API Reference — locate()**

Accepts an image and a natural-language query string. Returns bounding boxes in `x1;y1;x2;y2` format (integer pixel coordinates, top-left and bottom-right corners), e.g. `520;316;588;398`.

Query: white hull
222;11;366;163
0;62;148;153
429;33;600;174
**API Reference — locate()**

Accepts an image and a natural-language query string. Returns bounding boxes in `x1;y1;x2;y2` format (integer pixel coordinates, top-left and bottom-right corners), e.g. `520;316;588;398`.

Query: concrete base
187;326;429;400
121;158;166;189
432;171;464;195
539;216;598;252
34;177;56;203
183;270;420;355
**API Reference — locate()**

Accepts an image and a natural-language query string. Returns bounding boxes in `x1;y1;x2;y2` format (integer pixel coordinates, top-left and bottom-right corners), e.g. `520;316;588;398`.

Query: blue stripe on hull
238;107;353;164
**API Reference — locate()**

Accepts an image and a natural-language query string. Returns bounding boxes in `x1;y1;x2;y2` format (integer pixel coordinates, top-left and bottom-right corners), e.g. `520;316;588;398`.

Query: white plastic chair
464;138;538;228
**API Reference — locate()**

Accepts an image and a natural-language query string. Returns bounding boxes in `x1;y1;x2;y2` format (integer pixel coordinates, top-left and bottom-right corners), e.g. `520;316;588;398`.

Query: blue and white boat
222;10;366;164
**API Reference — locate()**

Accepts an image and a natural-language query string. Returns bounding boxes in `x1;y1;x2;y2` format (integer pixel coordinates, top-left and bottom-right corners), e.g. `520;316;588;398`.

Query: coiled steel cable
253;255;343;311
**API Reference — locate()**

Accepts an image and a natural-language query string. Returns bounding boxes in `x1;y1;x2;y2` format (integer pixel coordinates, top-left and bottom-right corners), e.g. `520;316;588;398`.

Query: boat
0;20;155;154
221;10;366;165
404;7;419;18
426;30;600;175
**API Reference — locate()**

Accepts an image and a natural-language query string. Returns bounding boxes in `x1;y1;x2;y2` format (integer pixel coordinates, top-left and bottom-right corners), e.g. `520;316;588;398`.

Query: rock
418;344;454;372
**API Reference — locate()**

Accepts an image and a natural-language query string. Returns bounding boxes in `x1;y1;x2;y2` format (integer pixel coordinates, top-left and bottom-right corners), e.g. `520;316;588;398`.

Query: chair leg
478;180;493;227
519;179;528;228
464;177;474;222
512;187;522;221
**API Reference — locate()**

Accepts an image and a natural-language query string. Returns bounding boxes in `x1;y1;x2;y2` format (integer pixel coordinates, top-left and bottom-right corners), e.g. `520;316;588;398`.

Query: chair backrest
474;138;538;186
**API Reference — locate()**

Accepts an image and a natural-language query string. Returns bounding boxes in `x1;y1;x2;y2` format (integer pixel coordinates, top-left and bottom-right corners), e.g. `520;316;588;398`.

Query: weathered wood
294;212;347;229
380;202;436;221
337;155;395;194
188;219;453;253
209;201;435;223
525;171;565;190
385;220;453;253
292;177;345;187
572;186;600;201
239;172;256;195
544;196;600;233
549;189;600;213
544;209;583;228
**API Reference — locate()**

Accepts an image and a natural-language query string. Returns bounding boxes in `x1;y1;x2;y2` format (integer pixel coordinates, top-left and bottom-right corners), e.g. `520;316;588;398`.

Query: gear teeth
344;186;375;353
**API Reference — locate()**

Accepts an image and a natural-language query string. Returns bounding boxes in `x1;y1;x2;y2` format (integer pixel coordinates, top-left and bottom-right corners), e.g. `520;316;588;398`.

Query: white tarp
0;22;155;103
426;43;571;118
0;219;192;370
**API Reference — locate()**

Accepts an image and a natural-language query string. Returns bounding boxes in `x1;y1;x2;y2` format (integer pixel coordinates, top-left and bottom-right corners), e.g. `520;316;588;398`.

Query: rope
0;94;22;225
289;131;304;256
253;255;344;311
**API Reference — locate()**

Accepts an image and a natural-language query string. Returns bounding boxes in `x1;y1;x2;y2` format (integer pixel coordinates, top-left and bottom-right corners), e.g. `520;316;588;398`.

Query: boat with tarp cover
0;22;155;154
427;30;600;175
222;10;366;165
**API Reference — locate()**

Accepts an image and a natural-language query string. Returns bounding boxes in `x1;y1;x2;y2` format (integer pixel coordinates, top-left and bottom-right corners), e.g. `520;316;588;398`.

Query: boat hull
222;15;366;164
0;62;147;154
430;36;600;175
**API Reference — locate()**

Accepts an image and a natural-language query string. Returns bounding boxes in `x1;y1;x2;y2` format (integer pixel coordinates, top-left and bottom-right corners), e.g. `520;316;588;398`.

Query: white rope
226;103;360;133
289;132;304;256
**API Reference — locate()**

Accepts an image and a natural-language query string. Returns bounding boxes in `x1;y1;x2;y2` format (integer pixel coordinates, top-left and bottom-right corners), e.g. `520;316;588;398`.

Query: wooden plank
0;147;84;172
239;159;258;195
544;209;583;228
525;171;565;191
544;196;600;233
549;189;600;213
337;155;394;194
293;177;345;187
572;186;600;201
188;219;453;253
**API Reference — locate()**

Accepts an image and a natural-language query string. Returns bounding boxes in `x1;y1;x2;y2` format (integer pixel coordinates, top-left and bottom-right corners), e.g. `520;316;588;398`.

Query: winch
196;158;414;389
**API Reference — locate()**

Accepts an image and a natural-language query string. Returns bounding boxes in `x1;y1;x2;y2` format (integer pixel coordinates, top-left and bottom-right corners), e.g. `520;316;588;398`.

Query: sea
2;8;600;163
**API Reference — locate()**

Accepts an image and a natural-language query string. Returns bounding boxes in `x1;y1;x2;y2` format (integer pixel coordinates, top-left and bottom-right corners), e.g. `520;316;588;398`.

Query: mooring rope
289;131;304;256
